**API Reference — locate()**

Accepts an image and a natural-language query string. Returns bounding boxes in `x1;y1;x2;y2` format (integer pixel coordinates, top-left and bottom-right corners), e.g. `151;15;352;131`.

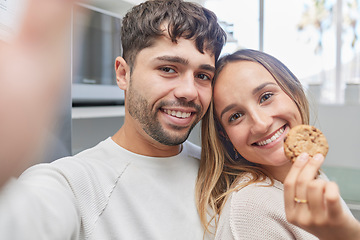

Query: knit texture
215;175;321;240
0;137;207;240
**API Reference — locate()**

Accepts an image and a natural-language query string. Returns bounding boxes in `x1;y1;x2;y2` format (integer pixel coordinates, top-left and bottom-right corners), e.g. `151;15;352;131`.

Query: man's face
125;36;215;146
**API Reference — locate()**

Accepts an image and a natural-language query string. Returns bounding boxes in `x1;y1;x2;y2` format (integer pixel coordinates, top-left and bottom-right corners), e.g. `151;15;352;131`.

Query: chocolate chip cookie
284;125;329;162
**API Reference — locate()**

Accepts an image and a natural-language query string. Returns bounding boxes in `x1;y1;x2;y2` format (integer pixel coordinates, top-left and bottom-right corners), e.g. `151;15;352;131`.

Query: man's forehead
136;35;214;65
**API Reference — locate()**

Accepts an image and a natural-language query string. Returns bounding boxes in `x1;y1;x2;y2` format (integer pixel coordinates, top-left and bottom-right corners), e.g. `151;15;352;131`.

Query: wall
309;103;360;207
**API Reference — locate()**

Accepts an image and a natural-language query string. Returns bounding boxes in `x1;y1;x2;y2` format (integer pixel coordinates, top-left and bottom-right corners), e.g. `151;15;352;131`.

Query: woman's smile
253;125;286;147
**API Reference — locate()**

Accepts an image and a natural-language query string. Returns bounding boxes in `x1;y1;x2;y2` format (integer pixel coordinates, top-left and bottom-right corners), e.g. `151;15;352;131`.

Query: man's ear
115;56;130;90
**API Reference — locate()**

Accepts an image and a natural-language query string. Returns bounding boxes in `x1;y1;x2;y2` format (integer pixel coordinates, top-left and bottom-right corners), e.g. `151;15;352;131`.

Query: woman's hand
284;153;360;240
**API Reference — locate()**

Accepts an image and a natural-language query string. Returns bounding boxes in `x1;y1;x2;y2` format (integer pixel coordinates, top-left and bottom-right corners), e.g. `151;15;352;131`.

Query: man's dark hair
121;0;227;69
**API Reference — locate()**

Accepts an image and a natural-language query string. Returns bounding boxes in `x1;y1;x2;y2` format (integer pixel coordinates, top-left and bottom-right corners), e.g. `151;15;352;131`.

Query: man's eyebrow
156;55;215;73
199;64;216;73
156;56;189;65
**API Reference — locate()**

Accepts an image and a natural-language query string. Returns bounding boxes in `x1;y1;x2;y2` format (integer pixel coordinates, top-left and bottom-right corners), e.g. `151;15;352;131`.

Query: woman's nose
249;109;272;135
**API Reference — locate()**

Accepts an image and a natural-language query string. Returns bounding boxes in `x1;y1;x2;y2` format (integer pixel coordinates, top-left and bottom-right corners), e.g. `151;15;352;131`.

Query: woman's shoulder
230;176;284;215
223;178;314;239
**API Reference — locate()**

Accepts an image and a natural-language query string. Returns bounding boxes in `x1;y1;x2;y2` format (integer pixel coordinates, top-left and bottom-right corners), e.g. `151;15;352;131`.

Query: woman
196;49;354;239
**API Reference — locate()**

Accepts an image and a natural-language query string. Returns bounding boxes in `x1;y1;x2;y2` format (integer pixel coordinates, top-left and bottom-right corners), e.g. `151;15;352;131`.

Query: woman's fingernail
297;152;309;162
313;153;324;162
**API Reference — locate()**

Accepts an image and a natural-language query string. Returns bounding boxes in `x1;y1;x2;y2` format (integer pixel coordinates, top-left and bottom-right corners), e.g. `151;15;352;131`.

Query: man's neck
111;127;182;158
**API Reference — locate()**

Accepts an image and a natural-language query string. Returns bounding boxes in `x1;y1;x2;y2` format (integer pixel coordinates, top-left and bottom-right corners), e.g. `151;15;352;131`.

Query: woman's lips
253;125;286;146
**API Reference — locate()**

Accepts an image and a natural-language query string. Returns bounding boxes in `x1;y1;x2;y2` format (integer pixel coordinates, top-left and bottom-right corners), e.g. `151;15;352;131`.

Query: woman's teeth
163;109;191;118
255;127;285;146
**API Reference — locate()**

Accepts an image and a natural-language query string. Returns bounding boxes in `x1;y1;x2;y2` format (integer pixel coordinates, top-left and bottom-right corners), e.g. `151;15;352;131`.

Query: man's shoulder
21;137;129;184
73;137;113;159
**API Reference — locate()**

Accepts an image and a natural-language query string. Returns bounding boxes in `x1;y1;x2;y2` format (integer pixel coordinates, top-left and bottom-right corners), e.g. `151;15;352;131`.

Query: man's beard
127;85;201;146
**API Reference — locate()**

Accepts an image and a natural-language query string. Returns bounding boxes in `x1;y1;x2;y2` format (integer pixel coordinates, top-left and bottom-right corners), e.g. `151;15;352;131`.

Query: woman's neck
261;162;292;183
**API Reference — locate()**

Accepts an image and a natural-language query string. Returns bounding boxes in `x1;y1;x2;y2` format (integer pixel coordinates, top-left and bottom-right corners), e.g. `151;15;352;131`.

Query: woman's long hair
195;49;310;235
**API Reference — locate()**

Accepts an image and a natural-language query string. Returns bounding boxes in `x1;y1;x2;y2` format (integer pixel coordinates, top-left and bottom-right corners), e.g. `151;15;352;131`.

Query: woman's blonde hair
195;49;310;235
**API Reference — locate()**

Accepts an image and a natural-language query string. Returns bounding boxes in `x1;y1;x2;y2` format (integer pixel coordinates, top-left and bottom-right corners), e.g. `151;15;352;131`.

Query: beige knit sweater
215;174;336;240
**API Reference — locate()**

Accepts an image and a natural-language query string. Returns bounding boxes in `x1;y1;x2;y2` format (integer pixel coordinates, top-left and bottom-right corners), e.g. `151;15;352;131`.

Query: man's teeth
256;127;284;146
164;109;191;118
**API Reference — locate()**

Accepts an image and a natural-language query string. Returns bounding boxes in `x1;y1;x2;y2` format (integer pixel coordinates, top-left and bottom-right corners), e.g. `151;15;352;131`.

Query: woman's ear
115;56;130;90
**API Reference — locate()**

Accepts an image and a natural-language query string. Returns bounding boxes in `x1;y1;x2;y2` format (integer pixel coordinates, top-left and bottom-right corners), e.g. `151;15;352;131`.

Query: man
0;0;226;239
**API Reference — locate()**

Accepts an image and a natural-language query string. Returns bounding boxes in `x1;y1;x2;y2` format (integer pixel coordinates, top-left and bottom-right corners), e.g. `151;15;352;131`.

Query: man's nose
173;73;198;102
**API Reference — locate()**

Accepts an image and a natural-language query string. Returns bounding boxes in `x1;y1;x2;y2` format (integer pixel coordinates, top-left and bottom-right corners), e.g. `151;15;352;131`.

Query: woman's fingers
284;153;326;225
307;179;326;218
296;154;324;201
284;153;310;214
325;182;343;220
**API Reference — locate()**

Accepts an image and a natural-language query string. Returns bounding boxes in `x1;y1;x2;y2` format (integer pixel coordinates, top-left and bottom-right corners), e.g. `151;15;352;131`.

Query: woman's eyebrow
220;103;237;120
252;82;277;95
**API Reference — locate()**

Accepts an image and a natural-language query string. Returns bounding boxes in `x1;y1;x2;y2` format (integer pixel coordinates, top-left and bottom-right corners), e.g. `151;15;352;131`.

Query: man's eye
160;67;176;73
260;93;273;104
196;73;211;81
229;112;243;122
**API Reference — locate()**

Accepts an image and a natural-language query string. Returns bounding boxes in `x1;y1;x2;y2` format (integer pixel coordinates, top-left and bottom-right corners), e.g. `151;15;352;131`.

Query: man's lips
162;109;193;119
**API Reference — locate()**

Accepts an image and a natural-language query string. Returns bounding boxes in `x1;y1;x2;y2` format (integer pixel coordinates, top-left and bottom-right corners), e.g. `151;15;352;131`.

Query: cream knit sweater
0;138;207;240
215;174;351;240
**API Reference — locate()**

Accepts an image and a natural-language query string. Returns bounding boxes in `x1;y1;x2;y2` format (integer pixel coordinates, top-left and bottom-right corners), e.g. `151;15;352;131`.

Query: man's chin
144;118;196;146
157;135;189;146
153;130;190;146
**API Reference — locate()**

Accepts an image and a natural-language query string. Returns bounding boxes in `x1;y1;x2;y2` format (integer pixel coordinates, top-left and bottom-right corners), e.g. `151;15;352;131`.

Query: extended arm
0;0;79;187
284;153;360;240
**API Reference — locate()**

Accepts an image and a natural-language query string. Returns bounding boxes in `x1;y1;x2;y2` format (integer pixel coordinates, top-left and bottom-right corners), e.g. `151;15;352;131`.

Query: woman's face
214;60;302;179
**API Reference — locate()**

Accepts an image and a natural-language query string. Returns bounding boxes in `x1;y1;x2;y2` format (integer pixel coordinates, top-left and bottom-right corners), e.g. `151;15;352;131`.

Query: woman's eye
260;93;273;104
229;112;243;122
160;67;176;73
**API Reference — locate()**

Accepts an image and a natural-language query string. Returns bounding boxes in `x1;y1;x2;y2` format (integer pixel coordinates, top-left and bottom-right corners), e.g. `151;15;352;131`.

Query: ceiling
87;0;207;16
